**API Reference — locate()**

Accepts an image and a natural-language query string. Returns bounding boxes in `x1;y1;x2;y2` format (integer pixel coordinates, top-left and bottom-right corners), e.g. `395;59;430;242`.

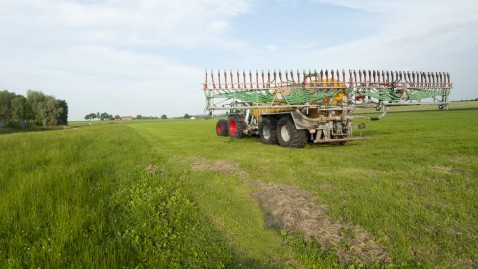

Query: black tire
259;117;278;144
228;115;247;138
216;119;228;136
276;116;308;148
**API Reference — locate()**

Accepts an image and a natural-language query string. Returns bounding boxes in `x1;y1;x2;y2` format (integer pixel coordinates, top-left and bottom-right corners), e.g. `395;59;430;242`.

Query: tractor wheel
216;119;228;136
277;116;307;148
259;117;278;144
228;115;247;138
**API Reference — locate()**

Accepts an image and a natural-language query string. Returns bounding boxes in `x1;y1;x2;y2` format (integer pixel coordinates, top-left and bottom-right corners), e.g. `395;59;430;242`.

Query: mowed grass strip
0;124;235;268
130;103;478;268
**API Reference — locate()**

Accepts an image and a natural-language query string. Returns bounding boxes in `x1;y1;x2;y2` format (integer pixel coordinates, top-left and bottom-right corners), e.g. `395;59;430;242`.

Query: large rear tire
216;119;228;136
277;116;308;148
228;115;247;138
259;117;278;144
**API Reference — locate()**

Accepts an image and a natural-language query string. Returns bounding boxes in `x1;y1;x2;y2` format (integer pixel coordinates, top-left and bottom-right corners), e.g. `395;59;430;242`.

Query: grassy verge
0;125;235;268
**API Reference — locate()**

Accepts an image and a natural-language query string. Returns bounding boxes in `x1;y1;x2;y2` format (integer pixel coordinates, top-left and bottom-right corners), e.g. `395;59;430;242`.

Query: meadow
1;102;477;268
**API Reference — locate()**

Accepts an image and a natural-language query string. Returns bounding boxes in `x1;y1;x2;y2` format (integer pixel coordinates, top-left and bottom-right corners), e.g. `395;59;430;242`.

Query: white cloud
0;0;476;120
1;0;255;49
0;0;256;119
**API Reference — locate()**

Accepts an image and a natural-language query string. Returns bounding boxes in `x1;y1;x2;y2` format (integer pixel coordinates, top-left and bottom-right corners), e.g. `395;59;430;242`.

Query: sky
1;0;477;120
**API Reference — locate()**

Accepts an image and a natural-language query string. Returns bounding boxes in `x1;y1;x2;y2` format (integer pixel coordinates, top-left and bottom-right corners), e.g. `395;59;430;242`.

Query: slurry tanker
203;69;452;148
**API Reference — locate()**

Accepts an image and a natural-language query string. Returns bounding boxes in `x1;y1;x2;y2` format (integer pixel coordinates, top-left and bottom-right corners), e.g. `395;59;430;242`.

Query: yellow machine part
252;107;294;121
251;79;348;120
322;79;347;105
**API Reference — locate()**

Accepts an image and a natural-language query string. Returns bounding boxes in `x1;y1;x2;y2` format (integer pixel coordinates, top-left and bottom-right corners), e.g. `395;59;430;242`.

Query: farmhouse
120;116;133;120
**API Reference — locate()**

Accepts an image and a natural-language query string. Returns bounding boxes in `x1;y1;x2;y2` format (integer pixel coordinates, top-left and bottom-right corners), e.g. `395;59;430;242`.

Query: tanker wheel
216;119;228;136
259;117;278;144
277;116;307;148
228;115;247;138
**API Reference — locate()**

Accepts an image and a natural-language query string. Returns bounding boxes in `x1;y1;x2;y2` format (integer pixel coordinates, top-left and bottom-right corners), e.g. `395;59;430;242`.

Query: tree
136;114;142;120
11;95;28;123
26;90;46;125
114;115;120;120
26;90;62;126
100;112;110;121
43;96;62;126
161;114;167;119
56;99;68;125
184;113;191;119
84;113;97;121
0;90;16;124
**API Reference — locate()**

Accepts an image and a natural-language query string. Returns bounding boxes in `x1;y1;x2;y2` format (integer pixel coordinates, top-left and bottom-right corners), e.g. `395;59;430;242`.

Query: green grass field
1;102;477;268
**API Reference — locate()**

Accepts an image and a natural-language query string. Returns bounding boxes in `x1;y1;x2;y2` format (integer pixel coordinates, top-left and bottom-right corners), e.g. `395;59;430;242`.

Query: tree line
84;113;169;120
0;90;68;128
83;112;207;121
84;112;115;121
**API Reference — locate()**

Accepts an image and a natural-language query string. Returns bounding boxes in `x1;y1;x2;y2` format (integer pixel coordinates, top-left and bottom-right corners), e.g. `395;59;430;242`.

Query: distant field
1;101;477;268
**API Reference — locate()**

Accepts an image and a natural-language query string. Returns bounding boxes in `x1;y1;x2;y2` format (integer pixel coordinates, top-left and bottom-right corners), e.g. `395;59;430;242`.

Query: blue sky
1;0;477;120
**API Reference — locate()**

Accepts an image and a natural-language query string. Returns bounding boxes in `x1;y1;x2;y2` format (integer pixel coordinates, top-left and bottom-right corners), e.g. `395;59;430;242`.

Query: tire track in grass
191;158;390;266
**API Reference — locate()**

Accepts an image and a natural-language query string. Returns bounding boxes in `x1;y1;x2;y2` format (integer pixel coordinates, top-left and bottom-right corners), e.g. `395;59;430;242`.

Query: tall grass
1;126;131;267
0;125;234;268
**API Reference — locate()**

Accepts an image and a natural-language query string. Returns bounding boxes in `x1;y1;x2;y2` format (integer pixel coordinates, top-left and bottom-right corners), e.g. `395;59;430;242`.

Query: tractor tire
228;115;247;138
277;116;308;148
259;117;278;144
216;119;228;136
